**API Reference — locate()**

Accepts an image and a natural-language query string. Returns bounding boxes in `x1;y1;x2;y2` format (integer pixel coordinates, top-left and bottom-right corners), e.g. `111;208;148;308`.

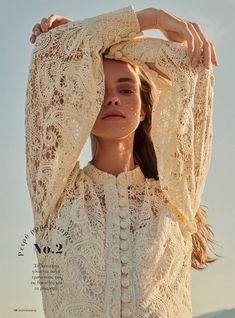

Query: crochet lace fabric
25;5;215;318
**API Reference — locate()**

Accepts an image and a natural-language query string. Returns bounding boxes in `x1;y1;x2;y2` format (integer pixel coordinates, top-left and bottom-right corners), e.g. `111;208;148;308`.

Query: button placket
119;197;129;207
121;264;129;275
120;240;129;251
120;220;129;229
120;230;128;240
122;288;131;303
118;187;126;197
120;208;128;219
121;277;130;288
117;181;132;317
121;254;128;264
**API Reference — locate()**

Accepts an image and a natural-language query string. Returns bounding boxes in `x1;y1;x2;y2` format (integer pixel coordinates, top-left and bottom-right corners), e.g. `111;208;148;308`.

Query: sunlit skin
90;58;146;176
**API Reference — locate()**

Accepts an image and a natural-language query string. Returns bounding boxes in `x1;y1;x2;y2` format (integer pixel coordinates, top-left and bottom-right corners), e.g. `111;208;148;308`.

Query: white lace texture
25;5;215;318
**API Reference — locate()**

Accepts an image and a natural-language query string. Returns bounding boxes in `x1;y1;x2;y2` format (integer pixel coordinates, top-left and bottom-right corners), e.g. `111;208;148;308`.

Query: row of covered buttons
117;180;132;318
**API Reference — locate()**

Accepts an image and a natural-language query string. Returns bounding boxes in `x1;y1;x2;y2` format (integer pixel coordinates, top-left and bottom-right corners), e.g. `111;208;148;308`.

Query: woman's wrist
136;8;159;31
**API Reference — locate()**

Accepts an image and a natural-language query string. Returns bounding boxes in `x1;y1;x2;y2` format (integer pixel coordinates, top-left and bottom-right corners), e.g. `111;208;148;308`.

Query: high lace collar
82;162;145;186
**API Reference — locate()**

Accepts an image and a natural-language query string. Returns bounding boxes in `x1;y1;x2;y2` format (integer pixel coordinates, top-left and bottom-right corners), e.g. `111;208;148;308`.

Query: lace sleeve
24;5;143;228
104;37;215;236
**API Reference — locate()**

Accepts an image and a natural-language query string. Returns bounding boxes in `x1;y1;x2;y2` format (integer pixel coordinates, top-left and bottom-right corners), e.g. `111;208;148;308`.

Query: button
119;197;128;207
121;292;131;304
121;277;130;288
118;187;126;196
121;307;132;318
121;265;128;274
120;220;129;229
129;31;137;37
120;209;128;218
121;254;128;264
120;231;128;240
120;241;129;251
114;51;122;59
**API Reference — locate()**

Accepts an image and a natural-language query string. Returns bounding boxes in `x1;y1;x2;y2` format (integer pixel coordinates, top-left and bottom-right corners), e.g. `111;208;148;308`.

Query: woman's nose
104;92;120;106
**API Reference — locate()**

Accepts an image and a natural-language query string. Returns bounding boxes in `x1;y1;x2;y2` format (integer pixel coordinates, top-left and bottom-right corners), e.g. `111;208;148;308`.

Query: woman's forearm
30;6;218;69
136;8;159;31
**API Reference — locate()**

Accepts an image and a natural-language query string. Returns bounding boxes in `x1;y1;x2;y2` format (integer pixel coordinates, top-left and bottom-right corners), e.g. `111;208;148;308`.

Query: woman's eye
120;89;133;94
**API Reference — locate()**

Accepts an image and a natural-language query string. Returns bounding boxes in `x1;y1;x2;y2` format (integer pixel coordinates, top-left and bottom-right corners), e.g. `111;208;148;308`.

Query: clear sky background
0;0;234;317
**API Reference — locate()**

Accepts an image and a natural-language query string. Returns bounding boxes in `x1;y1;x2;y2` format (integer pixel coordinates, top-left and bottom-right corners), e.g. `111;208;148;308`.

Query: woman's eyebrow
116;77;136;84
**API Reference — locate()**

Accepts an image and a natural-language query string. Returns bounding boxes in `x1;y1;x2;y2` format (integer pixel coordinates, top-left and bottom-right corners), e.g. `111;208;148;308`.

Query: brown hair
130;62;221;270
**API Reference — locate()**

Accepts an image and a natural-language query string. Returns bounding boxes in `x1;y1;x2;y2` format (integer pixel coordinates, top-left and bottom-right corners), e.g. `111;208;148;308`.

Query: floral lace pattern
35;163;193;317
24;5;215;318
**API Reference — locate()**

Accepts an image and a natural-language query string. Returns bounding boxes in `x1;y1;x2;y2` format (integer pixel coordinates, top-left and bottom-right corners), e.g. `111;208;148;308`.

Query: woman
26;5;219;318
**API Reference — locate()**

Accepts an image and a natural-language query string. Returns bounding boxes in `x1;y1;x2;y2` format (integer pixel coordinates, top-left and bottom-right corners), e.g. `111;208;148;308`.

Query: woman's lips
103;115;125;120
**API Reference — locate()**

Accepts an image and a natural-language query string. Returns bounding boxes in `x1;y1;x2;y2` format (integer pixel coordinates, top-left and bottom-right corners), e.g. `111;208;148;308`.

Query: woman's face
91;58;146;140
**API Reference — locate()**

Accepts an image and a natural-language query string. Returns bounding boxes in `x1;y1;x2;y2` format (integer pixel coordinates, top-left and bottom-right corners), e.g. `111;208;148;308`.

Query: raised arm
104;37;215;236
26;5;217;233
31;8;218;69
25;6;146;228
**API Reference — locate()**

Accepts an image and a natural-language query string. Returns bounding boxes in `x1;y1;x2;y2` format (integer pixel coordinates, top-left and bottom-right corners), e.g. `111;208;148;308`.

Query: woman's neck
90;136;136;176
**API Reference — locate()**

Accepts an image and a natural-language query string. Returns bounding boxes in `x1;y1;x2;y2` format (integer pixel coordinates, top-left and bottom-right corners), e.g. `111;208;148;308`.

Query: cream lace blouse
25;5;215;318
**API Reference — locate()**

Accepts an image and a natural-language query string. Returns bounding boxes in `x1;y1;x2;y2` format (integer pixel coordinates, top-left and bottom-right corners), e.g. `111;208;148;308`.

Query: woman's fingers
178;21;195;59
187;23;204;68
157;11;195;60
173;21;218;69
176;21;203;67
188;22;219;68
189;22;212;69
156;9;219;68
30;14;72;44
210;42;219;66
32;23;42;35
41;15;58;32
30;16;55;44
46;14;66;28
30;23;42;43
30;34;35;44
40;18;49;32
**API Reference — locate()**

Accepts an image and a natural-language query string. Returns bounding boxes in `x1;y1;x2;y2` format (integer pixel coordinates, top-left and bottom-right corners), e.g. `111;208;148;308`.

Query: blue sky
0;0;235;317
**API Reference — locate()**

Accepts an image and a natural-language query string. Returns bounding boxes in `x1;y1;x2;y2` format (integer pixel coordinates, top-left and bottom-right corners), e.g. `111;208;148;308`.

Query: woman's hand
136;8;219;69
30;9;219;70
30;14;71;44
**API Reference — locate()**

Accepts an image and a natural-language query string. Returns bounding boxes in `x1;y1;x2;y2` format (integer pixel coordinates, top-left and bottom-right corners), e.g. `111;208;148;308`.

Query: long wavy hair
91;58;221;270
